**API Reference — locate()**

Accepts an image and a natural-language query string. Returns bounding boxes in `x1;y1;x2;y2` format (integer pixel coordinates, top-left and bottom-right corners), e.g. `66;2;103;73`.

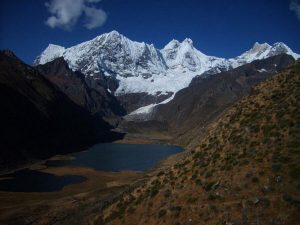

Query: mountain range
0;29;299;225
1;31;299;169
34;31;300;113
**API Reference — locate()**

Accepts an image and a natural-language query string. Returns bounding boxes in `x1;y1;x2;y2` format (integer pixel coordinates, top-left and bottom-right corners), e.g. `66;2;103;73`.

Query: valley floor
0;135;185;225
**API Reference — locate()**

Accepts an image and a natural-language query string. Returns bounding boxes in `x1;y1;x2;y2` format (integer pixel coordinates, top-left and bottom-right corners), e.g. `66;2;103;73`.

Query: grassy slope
99;61;300;225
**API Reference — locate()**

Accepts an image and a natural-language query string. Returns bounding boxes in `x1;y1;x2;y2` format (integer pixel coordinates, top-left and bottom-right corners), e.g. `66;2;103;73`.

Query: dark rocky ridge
0;50;122;170
35;57;126;121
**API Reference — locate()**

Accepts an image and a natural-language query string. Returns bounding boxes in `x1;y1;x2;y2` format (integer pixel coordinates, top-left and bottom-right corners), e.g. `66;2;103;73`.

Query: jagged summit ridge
230;41;300;67
161;38;229;73
34;44;65;65
34;31;299;96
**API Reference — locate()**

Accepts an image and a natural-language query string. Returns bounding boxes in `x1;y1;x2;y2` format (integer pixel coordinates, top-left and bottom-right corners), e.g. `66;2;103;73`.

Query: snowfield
34;30;300;112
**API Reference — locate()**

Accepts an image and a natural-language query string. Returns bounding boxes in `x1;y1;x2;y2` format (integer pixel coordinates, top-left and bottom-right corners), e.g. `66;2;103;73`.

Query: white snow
128;93;175;116
228;42;300;68
115;69;198;95
128;103;156;115
34;31;300;100
33;44;65;65
257;68;267;73
161;38;229;74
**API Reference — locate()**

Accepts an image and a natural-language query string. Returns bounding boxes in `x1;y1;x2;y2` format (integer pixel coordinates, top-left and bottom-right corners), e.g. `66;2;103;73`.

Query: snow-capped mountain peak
250;42;271;53
34;44;65;65
163;39;180;50
34;31;299;98
270;42;300;59
182;38;193;45
107;30;121;37
40;31;168;80
229;42;299;68
161;37;222;72
237;42;272;62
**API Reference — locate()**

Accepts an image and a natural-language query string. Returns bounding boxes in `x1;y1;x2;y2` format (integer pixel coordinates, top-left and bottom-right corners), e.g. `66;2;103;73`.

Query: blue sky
0;0;299;64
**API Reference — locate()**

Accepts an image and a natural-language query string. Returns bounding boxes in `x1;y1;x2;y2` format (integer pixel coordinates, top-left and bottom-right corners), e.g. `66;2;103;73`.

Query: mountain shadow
0;50;124;170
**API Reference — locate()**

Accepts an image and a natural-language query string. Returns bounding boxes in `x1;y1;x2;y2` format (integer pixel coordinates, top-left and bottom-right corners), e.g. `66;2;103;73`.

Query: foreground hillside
100;60;300;224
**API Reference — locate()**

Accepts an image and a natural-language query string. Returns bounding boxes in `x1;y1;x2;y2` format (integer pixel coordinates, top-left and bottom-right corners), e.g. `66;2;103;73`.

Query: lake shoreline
0;137;186;225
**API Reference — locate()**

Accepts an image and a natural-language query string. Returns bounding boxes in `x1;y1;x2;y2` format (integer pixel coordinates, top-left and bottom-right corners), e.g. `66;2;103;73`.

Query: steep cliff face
100;59;300;225
0;51;116;169
36;57;126;120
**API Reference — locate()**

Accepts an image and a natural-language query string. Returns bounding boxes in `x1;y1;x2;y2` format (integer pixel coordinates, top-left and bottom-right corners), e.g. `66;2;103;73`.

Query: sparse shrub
208;193;218;200
204;181;215;191
272;162;282;172
158;209;167;218
205;171;213;178
251;176;259;183
157;171;165;176
127;206;135;214
195;179;202;186
150;187;159;197
170;206;182;217
164;189;172;198
135;195;144;205
260;197;271;207
106;207;125;222
191;173;197;180
289;166;300;180
212;152;220;160
187;196;198;203
225;164;233;171
173;222;182;225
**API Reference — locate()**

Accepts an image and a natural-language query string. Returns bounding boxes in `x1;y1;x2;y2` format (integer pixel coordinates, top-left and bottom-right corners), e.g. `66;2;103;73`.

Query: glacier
34;30;300;100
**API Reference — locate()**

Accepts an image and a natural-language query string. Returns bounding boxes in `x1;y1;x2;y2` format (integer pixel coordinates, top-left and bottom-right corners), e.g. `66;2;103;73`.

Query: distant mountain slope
0;50;116;169
153;54;295;147
35;57;126;121
34;31;299;112
100;59;300;225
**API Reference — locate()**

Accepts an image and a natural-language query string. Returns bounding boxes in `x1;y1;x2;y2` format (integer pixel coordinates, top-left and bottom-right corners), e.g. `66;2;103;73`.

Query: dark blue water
0;143;183;192
0;169;86;192
46;143;183;171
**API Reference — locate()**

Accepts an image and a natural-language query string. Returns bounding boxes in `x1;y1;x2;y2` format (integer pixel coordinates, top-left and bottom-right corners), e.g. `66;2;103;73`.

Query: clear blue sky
0;0;299;64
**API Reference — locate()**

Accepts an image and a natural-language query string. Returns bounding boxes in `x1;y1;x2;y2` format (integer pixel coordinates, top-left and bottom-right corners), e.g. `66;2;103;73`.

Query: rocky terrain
98;60;300;225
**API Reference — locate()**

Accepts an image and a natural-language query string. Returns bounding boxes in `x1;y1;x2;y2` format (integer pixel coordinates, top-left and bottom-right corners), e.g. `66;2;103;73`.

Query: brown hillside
99;60;300;225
